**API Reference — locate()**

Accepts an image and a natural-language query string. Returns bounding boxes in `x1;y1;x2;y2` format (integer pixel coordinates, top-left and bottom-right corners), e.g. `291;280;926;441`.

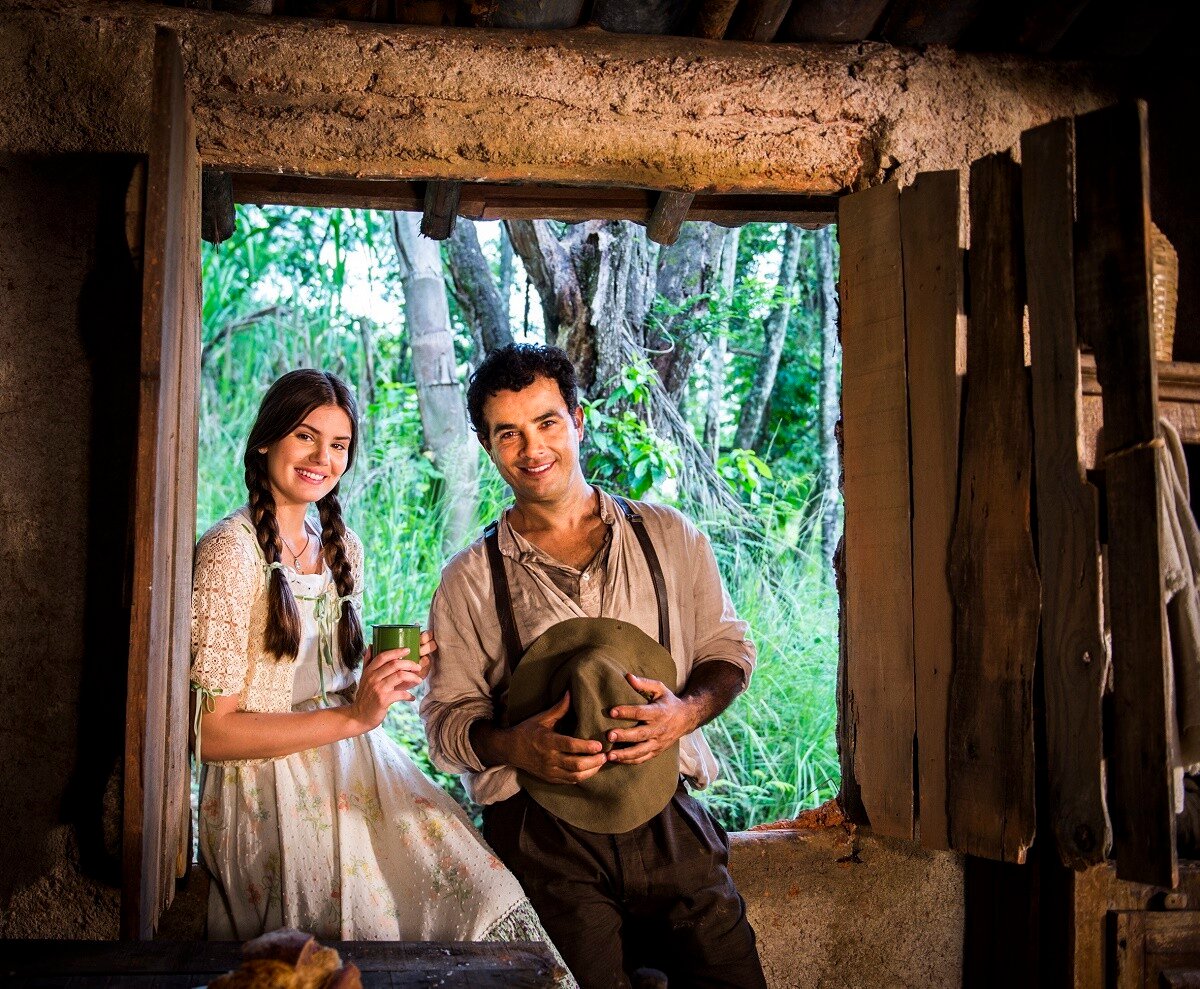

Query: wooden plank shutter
121;26;202;939
1022;117;1111;869
1075;100;1176;888
947;152;1040;863
838;181;917;840
900;170;962;851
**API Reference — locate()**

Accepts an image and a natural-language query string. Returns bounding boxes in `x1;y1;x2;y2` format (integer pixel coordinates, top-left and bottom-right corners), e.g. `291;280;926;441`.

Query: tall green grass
197;207;840;831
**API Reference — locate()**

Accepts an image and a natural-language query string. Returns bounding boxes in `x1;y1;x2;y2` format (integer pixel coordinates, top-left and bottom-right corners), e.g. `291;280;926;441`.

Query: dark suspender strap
613;496;672;654
484;521;523;677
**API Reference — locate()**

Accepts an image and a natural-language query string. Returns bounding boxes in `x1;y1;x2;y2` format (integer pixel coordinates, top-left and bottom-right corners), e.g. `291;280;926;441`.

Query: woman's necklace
280;528;313;571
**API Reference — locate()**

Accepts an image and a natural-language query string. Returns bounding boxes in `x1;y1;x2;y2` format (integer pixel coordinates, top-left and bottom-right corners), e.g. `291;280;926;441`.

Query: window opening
194;202;842;841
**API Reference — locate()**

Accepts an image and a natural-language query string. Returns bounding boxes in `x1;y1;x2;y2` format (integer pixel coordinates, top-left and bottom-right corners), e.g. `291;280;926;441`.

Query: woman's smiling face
261;403;353;509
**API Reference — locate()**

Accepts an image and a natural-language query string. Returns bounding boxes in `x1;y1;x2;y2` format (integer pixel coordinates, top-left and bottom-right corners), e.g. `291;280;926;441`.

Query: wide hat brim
505;617;680;834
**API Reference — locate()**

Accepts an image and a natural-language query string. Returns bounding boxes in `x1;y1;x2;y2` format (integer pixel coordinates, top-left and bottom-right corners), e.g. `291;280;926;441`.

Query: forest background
198;206;842;830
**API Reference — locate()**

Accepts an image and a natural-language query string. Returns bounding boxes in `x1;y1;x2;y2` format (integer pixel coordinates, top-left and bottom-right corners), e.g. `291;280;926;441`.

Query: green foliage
197;205;840;833
716;449;772;506
583;358;679;499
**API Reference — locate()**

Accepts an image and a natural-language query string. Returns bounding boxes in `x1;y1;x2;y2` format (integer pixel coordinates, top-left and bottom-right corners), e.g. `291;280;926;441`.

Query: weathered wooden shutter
1074;101;1176;888
840;101;1178;887
839;172;963;847
121;26;202;939
1023;116;1110;871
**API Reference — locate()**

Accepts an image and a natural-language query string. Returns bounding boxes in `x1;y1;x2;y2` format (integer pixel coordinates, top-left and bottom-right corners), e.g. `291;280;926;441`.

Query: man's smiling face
480;374;586;505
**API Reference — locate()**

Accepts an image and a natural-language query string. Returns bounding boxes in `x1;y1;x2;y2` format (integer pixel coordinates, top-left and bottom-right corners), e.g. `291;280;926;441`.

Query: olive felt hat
504;617;681;834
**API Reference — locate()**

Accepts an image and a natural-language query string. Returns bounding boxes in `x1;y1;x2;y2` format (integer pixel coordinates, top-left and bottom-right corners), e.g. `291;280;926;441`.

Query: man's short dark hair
467;344;580;437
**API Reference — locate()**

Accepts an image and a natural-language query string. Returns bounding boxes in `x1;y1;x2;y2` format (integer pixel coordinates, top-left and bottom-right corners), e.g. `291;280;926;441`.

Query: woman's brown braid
246;456;302;659
318;489;365;669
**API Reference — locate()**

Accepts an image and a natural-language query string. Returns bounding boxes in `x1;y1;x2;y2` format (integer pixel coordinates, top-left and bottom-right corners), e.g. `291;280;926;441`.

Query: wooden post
839;181;916;840
646;192;694;246
947;151;1040;864
122;25;201;939
900;170;961;851
421;180;460;240
1074;100;1177;888
1022;116;1110;870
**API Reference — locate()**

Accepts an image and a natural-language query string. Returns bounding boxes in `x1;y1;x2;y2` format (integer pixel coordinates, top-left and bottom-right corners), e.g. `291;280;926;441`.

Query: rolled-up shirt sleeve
421;557;500;776
684;517;756;688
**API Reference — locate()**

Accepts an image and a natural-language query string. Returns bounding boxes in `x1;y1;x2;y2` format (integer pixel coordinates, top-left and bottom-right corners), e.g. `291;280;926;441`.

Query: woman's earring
258;447;268;455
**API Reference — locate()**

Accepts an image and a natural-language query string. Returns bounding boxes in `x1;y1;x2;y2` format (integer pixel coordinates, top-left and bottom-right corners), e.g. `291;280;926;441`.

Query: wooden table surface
1;939;562;987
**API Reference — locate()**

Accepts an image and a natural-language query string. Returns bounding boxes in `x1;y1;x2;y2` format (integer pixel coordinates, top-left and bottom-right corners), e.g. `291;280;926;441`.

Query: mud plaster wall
0;153;140;938
1;0;1118;195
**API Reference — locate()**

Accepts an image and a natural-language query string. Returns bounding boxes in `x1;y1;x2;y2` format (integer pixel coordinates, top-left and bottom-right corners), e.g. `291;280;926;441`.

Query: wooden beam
839;181;916;840
591;0;696;34
469;0;587;29
1022;116;1109;870
2;940;561;985
691;0;740;39
881;0;988;46
726;0;794;42
229;174;839;225
1074;100;1176;888
646;191;694;245
947;151;1039;864
200;168;235;245
900;169;961;852
4;0;1119;195
782;0;889;42
420;180;460;240
1016;0;1091;55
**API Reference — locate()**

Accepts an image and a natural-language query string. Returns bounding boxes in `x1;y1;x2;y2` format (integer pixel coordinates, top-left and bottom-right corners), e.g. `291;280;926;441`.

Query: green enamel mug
372;623;422;660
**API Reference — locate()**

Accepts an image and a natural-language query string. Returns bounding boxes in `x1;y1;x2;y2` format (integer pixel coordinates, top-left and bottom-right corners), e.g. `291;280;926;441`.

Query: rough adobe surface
1;0;1116;193
730;826;964;988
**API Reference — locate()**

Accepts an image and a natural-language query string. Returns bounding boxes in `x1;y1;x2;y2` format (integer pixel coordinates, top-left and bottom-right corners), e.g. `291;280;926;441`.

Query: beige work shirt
421;489;756;806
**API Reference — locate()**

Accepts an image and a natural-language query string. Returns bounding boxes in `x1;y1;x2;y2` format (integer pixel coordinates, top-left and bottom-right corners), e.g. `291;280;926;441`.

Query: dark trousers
482;783;767;989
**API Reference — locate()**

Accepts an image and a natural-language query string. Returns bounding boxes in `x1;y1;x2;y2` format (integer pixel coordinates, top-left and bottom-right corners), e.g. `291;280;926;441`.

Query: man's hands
470;661;745;780
472;692;607;784
604;674;700;766
506;692;609;784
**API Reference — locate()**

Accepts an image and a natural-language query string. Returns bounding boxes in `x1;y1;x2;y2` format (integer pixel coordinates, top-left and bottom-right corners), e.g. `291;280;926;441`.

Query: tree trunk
703;228;739;459
446;221;514;355
649;221;725;405
587;220;656;392
391;211;479;550
734;224;805;451
815;225;841;572
498;223;515;316
505;218;590;358
509;217;749;518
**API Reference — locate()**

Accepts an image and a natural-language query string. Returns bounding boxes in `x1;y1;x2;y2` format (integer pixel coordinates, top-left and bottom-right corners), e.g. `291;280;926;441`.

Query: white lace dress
192;510;573;984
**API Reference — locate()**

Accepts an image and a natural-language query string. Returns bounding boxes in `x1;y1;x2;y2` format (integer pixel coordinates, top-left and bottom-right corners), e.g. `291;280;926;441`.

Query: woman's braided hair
243;369;365;668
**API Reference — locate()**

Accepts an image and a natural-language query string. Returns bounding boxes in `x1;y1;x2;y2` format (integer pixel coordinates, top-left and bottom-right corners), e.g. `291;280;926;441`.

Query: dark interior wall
1142;22;1198;362
0;153;141;937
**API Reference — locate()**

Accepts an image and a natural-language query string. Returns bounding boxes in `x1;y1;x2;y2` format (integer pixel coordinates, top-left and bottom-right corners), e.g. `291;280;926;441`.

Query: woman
191;369;573;974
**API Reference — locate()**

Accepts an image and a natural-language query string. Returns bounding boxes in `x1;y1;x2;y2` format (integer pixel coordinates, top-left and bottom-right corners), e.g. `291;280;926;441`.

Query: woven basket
1152;222;1179;362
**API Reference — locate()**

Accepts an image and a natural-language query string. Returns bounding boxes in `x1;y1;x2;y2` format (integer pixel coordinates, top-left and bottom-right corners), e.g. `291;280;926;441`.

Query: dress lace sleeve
346;527;365;617
191;521;261;697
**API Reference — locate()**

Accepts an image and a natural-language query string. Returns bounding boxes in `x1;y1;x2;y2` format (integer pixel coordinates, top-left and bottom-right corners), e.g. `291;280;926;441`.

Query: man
422;343;767;989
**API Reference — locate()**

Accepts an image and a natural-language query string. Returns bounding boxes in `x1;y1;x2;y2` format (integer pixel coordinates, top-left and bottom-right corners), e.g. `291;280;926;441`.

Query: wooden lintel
2;0;1117;195
229;174;838;226
646;191;695;245
421;180;461;240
